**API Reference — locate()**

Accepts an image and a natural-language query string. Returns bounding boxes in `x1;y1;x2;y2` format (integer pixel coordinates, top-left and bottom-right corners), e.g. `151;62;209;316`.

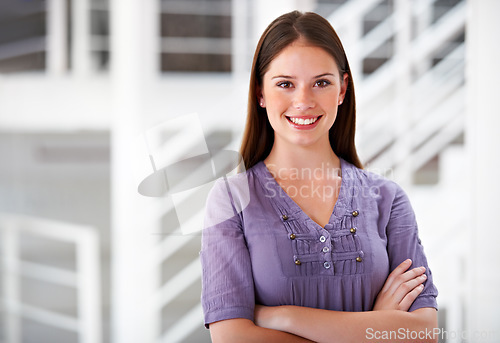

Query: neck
264;137;340;179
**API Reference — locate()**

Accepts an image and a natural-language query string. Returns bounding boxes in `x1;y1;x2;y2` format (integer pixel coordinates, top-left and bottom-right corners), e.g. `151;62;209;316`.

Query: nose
293;86;315;111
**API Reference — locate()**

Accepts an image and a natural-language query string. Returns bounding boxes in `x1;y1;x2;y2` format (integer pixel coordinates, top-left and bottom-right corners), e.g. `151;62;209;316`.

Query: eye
315;79;331;88
277;81;293;88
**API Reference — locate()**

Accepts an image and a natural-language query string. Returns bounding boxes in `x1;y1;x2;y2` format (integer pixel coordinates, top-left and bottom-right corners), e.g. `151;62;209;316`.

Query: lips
285;115;322;126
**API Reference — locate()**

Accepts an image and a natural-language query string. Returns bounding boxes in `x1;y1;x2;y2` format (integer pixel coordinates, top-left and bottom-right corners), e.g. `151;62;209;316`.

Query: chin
289;137;323;148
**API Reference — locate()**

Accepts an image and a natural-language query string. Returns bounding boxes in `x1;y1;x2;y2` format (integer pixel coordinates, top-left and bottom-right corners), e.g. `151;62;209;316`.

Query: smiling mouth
286;116;322;126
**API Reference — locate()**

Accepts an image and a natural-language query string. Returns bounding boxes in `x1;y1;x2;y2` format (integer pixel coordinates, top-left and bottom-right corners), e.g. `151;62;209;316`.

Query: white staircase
0;0;467;342
0;214;102;343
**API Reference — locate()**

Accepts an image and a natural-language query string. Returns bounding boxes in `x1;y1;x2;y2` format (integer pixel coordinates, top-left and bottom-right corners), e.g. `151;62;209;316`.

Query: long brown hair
239;10;362;170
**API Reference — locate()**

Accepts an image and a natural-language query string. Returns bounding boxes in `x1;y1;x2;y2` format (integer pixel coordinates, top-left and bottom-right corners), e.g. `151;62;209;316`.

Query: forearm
271;307;438;343
209;318;314;343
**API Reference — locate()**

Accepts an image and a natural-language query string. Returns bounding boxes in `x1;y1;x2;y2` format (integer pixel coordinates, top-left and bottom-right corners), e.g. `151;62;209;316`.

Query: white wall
466;0;500;341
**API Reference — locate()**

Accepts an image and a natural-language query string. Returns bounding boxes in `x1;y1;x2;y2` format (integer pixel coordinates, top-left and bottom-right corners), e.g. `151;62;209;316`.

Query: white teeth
289;117;318;125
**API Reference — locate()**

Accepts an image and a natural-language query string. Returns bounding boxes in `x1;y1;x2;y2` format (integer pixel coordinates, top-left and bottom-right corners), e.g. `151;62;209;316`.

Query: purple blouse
200;159;438;328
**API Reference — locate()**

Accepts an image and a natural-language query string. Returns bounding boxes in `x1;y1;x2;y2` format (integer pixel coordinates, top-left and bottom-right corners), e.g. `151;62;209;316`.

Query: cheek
265;92;290;112
319;93;339;110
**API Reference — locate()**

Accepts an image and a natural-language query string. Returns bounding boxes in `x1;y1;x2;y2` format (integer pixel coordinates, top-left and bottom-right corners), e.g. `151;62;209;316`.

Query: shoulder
341;160;412;214
207;161;263;204
343;160;405;198
204;162;262;228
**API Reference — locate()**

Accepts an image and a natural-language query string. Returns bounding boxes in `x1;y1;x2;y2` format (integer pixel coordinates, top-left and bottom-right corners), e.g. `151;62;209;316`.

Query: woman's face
259;40;347;149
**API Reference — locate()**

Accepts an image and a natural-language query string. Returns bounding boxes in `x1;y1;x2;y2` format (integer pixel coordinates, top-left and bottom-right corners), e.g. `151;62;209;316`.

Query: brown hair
239;10;362;170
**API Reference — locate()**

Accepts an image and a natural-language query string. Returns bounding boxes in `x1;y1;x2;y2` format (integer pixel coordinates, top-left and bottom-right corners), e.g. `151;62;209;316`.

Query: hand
373;259;427;312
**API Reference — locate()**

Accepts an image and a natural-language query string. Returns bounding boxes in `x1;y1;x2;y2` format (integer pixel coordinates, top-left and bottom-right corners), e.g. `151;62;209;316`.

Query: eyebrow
271;73;335;79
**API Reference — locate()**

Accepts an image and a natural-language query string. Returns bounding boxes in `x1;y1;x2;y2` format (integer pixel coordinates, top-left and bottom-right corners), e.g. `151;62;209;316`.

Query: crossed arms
209;259;438;343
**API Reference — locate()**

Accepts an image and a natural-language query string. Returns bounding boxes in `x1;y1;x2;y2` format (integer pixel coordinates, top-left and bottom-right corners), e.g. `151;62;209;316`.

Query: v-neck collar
254;158;351;230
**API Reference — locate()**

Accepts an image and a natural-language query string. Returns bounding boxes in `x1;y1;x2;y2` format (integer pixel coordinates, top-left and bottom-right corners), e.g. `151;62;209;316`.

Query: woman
201;11;438;343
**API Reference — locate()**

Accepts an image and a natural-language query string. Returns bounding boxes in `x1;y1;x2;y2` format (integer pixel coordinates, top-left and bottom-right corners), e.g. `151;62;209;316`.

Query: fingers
393;266;426;292
374;259;429;312
386;264;426;296
393;272;427;308
386;264;427;309
399;283;425;311
381;259;412;292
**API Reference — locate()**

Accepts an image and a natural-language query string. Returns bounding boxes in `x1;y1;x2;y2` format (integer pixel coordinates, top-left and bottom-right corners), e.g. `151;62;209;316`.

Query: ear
338;73;348;105
256;85;266;108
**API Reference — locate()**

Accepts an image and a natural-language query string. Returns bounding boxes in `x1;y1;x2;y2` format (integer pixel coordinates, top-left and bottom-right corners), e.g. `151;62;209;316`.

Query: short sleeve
386;186;438;312
200;178;255;328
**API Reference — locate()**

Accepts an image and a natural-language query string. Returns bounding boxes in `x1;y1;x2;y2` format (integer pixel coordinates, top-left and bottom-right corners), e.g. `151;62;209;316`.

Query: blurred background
0;0;499;342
